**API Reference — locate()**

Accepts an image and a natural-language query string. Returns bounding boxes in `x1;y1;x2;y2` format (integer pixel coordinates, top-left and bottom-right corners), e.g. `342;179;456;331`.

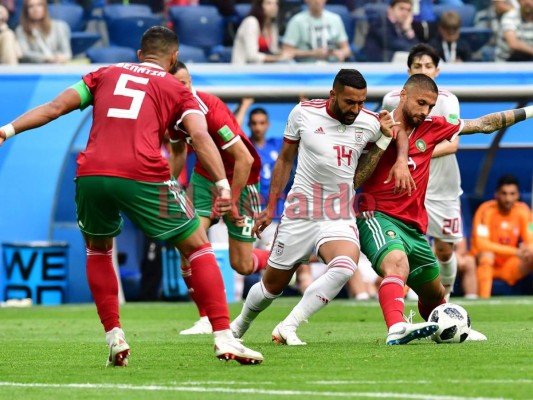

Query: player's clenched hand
385;160;416;196
378;110;400;139
252;209;272;239
228;202;245;227
212;187;232;217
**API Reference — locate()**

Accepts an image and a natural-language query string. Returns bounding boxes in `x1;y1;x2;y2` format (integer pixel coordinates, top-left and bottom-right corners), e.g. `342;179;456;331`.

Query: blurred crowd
1;0;532;65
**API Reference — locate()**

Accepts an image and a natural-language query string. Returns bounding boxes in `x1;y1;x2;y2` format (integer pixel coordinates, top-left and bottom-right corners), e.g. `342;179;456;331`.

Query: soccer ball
429;303;471;344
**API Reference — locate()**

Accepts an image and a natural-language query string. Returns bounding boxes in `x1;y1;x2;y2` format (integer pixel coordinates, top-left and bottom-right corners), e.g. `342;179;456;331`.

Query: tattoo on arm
354;145;384;189
461;108;527;135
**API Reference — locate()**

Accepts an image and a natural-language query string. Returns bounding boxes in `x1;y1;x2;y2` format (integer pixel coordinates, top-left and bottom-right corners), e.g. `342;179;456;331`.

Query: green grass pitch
0;297;532;400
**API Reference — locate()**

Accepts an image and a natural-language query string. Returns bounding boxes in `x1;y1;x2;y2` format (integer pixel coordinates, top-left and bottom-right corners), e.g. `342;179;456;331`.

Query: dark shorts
75;176;200;242
356;211;439;289
187;172;261;242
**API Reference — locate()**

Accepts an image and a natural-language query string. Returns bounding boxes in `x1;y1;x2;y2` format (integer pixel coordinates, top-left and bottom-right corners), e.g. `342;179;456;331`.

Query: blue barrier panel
1;242;68;305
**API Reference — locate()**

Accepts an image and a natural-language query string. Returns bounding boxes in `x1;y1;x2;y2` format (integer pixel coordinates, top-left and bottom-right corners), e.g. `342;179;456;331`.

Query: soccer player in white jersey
382;43;467;301
229;69;418;345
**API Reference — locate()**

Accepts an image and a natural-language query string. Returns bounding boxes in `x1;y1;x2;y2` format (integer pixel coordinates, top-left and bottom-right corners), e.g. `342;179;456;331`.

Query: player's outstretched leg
230;280;281;339
272;255;356;346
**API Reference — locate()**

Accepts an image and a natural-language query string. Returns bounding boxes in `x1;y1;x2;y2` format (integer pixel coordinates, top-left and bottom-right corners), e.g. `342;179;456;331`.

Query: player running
356;73;533;344
170;62;271;335
0;27;263;365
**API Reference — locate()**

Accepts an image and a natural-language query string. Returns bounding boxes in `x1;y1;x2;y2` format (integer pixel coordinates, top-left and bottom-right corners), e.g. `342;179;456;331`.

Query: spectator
281;0;351;63
0;4;19;64
15;0;72;64
474;0;517;61
471;175;533;298
429;10;472;62
362;0;419;62
232;0;287;64
495;0;533;61
455;237;478;299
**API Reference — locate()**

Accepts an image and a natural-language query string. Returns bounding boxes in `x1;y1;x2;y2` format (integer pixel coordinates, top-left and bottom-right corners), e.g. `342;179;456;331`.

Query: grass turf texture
0;297;532;400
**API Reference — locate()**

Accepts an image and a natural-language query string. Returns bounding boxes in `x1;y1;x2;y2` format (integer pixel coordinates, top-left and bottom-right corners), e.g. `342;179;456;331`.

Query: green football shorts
356;211;439;289
75;176;200;243
188;172;261;242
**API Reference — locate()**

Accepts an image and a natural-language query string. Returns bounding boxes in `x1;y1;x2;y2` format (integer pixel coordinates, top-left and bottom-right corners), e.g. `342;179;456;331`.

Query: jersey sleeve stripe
283;137;299;144
220;135;241;150
175;109;205;128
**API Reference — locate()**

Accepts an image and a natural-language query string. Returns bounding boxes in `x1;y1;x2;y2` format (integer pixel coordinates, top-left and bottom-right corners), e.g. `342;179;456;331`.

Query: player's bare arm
223;138;254;225
432;138;459;158
183;112;231;215
387;128;416;195
353;110;404;191
0;88;82;145
253;140;298;239
460;106;533;135
168;139;187;179
353;145;387;190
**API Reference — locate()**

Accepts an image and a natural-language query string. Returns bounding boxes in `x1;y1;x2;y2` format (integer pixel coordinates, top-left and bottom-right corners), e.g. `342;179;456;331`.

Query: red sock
185;243;230;332
180;265;207;317
86;247;120;332
378;275;406;329
418;298;446;321
251;248;270;274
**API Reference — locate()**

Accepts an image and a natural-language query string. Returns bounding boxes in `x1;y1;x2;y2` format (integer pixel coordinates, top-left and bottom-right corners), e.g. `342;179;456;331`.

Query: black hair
407;43;440;69
141;26;178;58
249;107;269;119
496;174;520;190
403;73;438;95
333;69;367;91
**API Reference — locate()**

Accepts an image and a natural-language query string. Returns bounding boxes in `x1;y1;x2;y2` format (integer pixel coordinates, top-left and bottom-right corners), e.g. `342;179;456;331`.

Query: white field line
0;382;512;400
311;379;533;385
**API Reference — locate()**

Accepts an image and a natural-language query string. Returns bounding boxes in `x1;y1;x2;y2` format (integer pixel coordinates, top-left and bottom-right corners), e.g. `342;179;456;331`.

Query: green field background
0;297;531;400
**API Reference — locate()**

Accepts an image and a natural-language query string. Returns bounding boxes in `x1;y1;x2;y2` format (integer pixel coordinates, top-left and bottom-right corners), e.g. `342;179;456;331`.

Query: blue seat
86;46;138;63
433;4;476;27
103;4;153;21
235;3;251;20
459;27;492;53
168;6;224;52
48;3;86;32
178;44;208;63
106;15;162;51
71;32;102;56
325;4;355;43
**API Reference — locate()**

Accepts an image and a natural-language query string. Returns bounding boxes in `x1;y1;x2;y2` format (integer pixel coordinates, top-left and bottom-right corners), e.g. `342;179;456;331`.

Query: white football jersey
284;99;381;219
381;88;463;200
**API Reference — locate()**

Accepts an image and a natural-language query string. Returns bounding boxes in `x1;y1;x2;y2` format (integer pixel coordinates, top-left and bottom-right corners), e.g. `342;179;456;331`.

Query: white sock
235;280;280;327
439;252;457;300
284;256;356;328
105;327;124;346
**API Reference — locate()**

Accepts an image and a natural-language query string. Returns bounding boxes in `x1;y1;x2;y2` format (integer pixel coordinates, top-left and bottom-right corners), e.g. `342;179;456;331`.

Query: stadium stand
86;45;138;63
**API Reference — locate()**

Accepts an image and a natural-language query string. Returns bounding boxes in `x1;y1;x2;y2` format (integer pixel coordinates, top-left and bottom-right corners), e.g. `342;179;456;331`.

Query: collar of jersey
139;62;164;70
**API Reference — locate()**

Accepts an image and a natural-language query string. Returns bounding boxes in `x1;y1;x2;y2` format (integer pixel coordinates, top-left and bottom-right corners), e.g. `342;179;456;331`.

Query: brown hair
20;0;52;38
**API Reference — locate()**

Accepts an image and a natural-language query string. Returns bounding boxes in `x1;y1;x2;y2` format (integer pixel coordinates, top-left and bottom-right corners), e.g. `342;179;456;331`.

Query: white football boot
466;328;487;341
214;335;263;365
386;321;439;345
271;322;307;346
106;327;130;367
179;316;213;335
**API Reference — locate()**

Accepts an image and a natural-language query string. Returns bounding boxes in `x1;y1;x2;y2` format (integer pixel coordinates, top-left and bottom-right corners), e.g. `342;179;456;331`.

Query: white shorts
425;197;463;243
269;217;360;270
254;221;279;250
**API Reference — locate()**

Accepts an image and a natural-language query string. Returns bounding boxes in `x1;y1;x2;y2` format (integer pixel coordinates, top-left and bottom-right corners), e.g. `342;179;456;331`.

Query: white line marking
0;382;511;400
312;379;533;385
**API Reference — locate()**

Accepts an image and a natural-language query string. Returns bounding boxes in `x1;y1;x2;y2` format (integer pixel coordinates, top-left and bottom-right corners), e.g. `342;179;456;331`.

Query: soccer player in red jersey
171;62;271;336
0;27;263;366
355;73;533;344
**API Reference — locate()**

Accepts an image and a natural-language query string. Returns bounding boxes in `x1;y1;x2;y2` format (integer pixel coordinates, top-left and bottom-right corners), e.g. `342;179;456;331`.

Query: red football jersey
173;90;261;185
359;115;463;233
76;62;202;182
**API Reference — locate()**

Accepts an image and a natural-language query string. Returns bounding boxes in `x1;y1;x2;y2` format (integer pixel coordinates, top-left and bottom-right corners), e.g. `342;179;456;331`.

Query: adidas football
429;303;471;344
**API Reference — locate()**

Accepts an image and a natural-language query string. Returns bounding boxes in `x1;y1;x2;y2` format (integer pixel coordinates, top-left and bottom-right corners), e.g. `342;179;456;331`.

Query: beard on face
403;105;425;128
333;101;357;125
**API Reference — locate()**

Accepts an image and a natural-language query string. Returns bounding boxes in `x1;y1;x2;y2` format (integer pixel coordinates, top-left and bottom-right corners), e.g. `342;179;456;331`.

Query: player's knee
329;256;356;284
380;249;409;279
435;245;454;262
230;259;254;275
